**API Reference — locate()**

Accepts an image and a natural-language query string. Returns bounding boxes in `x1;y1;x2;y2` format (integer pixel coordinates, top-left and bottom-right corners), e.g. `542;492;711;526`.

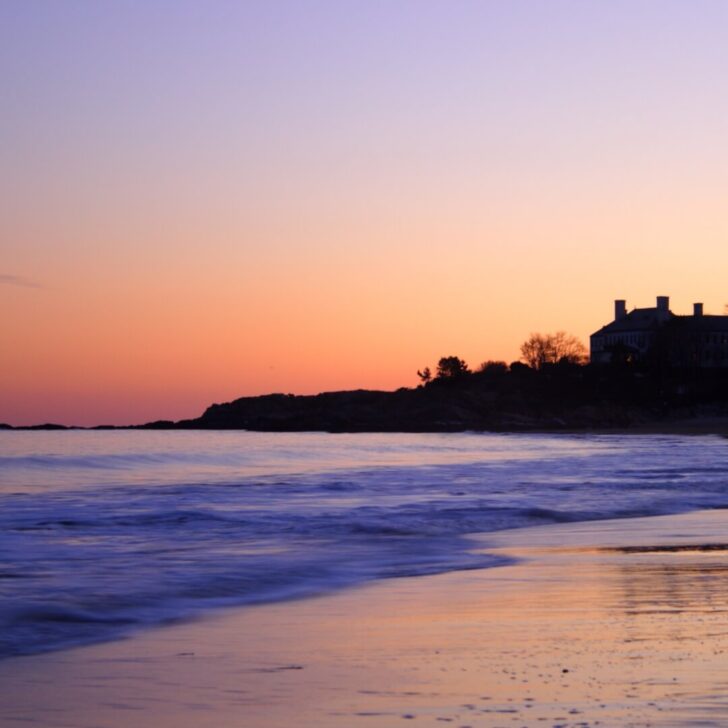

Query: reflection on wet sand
3;511;728;727
615;558;728;615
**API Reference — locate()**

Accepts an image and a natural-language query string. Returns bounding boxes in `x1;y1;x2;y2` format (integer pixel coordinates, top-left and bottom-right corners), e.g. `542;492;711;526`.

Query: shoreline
4;509;728;726
6;416;728;436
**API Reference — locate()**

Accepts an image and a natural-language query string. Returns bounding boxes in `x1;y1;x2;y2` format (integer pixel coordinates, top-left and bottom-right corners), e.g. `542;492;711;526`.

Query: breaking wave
1;430;727;658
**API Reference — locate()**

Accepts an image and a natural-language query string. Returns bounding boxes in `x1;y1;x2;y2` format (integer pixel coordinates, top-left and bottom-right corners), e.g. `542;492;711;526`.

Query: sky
2;1;728;426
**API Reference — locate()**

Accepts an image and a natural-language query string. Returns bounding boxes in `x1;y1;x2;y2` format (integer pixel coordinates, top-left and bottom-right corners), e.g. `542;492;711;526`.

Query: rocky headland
8;363;728;433
140;363;728;433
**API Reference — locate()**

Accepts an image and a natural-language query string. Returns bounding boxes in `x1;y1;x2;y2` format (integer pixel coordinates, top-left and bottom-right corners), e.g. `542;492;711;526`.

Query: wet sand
3;510;728;727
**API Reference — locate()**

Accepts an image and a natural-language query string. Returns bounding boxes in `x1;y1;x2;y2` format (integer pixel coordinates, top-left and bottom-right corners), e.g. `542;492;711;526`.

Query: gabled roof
591;307;673;337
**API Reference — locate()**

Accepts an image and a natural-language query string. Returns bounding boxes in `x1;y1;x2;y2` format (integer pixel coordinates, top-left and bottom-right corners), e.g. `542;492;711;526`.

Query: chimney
694;302;703;317
656;296;669;312
614;300;627;320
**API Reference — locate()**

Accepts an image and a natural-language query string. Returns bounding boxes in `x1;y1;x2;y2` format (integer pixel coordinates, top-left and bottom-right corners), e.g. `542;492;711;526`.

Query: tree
436;356;470;379
477;360;508;375
416;366;432;385
520;332;588;370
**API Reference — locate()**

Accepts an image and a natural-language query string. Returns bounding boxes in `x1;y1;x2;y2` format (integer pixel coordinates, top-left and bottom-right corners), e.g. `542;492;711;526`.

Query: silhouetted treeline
133;359;728;432
10;354;728;432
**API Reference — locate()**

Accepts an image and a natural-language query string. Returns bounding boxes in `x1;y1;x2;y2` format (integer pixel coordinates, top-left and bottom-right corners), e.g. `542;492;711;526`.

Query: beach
3;508;728;727
6;2;728;725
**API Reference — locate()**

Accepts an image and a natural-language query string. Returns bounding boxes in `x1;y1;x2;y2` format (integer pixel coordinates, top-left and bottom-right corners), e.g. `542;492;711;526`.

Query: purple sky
3;1;728;424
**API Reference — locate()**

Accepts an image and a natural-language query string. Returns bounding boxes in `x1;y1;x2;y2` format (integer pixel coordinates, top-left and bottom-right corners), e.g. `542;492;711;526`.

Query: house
590;296;728;368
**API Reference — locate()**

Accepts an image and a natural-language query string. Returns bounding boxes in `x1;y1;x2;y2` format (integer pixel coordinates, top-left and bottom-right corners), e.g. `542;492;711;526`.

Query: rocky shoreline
7;365;728;434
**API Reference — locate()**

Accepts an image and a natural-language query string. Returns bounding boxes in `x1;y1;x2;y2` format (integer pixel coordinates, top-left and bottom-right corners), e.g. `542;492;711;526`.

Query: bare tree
520;332;588;370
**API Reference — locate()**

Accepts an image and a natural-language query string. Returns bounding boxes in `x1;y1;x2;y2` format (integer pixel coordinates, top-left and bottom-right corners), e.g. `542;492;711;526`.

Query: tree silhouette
477;360;508;375
416;366;432;385
520;332;587;370
436;356;470;379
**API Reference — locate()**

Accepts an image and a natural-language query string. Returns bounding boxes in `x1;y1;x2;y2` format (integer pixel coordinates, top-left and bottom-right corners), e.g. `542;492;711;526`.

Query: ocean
1;430;727;659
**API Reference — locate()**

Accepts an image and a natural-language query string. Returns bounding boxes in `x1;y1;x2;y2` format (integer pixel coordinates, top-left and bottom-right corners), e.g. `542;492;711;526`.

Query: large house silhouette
590;296;728;368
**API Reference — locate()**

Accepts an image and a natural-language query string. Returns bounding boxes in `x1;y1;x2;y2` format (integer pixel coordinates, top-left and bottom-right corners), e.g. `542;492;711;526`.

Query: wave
0;451;240;470
1;431;728;659
0;534;510;659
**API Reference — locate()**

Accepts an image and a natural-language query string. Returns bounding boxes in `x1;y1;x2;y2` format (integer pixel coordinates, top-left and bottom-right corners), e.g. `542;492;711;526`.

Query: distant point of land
9;366;728;435
11;295;728;434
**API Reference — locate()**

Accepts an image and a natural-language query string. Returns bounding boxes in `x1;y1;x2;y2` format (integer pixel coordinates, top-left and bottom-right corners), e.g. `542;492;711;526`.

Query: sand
3;510;728;727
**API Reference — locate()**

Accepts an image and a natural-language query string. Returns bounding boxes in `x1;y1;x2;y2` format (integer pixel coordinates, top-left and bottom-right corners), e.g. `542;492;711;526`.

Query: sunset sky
3;1;728;426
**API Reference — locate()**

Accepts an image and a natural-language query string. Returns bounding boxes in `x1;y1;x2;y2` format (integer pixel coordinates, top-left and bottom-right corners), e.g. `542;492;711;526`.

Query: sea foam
1;430;726;658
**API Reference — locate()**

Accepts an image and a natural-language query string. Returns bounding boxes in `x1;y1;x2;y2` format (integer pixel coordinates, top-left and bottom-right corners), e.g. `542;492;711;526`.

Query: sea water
1;430;727;659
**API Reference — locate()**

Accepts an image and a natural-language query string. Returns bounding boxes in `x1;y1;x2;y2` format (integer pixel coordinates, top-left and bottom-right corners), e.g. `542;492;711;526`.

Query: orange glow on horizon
3;2;728;425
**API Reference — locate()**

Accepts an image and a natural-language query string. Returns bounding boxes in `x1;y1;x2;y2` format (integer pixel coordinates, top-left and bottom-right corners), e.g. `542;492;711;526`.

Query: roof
592;309;728;337
591;307;673;337
673;315;728;332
